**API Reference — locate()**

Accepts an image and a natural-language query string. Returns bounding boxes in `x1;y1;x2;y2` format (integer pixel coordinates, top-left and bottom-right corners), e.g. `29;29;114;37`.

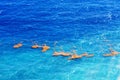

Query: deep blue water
0;0;120;80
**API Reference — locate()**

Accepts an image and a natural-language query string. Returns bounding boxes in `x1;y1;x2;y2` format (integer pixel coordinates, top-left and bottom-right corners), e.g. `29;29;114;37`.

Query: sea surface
0;0;120;80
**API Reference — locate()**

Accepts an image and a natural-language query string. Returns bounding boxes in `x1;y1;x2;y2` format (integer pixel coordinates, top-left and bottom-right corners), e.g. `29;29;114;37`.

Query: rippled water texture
0;0;120;80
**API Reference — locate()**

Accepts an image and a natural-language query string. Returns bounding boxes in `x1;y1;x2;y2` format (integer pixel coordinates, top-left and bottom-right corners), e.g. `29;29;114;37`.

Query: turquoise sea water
0;0;120;80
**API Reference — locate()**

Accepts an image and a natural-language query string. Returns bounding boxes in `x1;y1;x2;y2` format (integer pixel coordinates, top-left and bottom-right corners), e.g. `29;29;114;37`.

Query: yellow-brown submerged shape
13;43;23;48
32;45;39;49
53;52;62;56
82;52;94;57
103;49;119;57
68;54;82;60
42;45;50;52
53;51;71;57
61;52;71;57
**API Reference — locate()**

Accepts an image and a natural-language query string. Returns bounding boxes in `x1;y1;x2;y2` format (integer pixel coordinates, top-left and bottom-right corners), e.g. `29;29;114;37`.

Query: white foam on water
116;65;120;69
117;76;120;80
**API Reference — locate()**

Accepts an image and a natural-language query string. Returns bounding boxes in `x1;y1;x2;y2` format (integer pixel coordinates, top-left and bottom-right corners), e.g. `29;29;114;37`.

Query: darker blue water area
0;0;120;80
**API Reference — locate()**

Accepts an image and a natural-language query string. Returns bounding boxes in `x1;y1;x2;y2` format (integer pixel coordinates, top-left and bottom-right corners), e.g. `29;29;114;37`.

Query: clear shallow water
0;0;120;80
